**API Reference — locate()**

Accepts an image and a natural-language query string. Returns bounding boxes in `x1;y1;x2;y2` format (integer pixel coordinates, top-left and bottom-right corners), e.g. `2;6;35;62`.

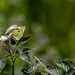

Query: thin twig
34;56;53;75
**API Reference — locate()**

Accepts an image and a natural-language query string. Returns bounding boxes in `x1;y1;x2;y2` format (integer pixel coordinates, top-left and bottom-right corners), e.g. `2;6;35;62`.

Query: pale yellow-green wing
5;25;26;40
5;25;17;35
10;26;26;40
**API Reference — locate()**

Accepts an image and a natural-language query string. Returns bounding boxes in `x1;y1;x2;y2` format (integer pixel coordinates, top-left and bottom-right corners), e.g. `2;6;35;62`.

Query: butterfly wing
5;25;17;35
11;26;26;40
5;25;26;40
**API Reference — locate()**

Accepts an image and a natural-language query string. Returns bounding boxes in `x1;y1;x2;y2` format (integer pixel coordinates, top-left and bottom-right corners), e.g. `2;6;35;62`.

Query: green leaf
56;61;70;72
10;54;19;59
63;59;75;68
21;68;31;75
20;52;31;63
46;66;62;75
21;60;40;75
4;53;19;60
22;47;36;53
0;72;9;75
28;60;40;73
56;59;75;73
17;35;31;46
65;69;74;75
39;67;48;73
23;48;31;52
0;59;6;70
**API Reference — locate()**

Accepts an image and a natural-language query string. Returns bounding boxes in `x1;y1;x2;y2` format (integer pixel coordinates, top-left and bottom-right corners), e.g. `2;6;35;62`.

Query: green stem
6;42;12;55
6;41;15;75
12;59;14;75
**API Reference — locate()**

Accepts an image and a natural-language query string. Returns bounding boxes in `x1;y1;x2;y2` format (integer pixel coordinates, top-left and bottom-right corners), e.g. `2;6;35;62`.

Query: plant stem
6;41;15;75
6;42;11;55
34;56;53;75
12;59;14;75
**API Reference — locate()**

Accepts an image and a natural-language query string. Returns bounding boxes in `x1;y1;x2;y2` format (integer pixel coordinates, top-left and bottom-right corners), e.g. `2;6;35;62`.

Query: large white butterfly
5;25;26;40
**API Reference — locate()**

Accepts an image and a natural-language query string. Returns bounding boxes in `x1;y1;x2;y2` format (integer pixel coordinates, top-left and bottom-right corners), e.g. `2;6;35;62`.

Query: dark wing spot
18;30;20;32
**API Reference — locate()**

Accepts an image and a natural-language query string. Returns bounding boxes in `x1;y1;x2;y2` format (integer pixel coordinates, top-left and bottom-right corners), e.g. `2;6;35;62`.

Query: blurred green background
0;0;75;75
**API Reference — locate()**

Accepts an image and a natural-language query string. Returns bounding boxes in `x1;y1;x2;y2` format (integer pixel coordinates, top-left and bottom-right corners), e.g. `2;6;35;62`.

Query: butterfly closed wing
5;25;26;40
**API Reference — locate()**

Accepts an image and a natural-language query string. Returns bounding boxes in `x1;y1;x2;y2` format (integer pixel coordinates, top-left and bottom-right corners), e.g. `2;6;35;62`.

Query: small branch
34;56;53;75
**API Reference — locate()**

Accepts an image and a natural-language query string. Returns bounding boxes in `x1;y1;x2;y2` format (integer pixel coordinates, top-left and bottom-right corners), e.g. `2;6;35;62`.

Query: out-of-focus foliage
0;0;75;75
